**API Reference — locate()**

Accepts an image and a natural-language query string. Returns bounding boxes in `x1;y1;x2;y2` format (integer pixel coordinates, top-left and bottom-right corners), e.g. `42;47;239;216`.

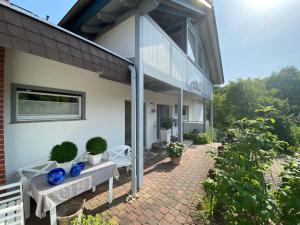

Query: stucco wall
4;49;180;181
94;16;135;59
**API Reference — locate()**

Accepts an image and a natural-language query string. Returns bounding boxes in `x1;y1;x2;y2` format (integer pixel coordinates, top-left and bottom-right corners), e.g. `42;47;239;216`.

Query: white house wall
94;16;135;59
4;49;182;181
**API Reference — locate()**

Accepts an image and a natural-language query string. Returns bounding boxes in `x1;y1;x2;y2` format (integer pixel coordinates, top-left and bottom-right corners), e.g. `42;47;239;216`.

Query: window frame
11;84;86;123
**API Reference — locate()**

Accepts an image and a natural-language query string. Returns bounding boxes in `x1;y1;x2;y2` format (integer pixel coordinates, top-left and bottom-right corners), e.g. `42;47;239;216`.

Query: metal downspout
128;65;137;194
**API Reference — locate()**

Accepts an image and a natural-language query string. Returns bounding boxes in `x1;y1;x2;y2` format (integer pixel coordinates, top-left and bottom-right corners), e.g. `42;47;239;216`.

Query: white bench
107;145;131;172
0;182;24;225
16;159;55;219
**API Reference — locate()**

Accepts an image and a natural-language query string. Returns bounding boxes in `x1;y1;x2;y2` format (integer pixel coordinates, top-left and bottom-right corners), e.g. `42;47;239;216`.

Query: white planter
56;161;73;173
88;153;102;165
160;129;171;144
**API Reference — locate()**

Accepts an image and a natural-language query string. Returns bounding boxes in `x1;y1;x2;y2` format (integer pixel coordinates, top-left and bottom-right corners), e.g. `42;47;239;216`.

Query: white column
203;99;207;132
135;14;144;189
210;100;214;141
129;65;137;194
177;89;183;142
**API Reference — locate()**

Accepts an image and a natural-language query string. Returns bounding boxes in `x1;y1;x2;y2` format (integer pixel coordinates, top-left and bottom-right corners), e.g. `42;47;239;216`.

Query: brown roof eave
0;2;132;84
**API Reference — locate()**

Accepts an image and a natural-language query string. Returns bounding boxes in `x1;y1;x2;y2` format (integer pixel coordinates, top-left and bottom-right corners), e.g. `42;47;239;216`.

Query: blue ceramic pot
47;168;66;186
76;162;85;170
70;164;82;177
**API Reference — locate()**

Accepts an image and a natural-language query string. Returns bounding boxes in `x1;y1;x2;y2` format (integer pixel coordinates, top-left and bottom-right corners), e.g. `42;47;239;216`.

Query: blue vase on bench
47;168;66;186
70;164;82;177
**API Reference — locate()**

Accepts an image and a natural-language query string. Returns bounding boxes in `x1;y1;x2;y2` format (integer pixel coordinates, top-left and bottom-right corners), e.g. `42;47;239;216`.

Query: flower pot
57;200;85;225
88;153;102;165
170;156;181;165
56;161;73;173
160;129;171;144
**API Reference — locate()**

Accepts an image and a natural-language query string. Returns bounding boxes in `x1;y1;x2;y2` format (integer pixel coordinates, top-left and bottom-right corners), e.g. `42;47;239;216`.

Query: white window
174;105;189;121
12;84;85;122
187;27;196;62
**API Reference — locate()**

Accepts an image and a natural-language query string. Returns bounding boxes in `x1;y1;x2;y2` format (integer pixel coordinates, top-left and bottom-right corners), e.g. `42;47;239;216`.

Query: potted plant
167;142;185;165
160;118;173;144
50;141;78;172
86;137;107;165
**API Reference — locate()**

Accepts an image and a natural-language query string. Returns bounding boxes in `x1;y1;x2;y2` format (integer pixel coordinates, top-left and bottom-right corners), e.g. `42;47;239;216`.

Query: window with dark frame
11;84;86;123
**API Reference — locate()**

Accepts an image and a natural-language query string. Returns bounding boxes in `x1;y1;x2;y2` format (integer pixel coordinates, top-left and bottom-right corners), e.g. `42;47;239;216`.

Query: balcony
142;15;213;100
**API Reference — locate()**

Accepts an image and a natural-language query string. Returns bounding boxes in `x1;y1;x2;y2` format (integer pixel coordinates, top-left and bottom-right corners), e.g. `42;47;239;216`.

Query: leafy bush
183;131;194;140
86;137;107;155
50;141;78;163
193;133;210;145
72;214;118;225
160;118;173;130
167;142;185;158
201;117;282;224
192;129;201;134
274;158;300;225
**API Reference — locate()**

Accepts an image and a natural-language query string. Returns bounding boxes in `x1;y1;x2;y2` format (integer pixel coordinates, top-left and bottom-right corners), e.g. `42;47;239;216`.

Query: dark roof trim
0;1;132;64
67;0;111;32
0;2;132;84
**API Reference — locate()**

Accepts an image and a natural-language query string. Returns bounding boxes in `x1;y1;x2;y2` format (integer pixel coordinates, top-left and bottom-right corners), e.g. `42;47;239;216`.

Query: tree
265;66;300;120
214;67;300;147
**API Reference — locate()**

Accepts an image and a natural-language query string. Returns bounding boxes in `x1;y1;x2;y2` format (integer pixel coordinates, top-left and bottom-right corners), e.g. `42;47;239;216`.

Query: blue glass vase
70;164;82;177
76;162;85;170
47;168;66;186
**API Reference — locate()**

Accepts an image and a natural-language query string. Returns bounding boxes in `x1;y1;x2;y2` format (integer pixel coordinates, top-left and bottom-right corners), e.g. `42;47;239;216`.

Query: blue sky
11;0;300;82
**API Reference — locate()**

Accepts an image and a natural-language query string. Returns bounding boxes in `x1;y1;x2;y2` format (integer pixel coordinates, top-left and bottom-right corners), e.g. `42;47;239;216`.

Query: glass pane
187;28;196;62
18;92;79;103
17;91;80;119
198;45;203;69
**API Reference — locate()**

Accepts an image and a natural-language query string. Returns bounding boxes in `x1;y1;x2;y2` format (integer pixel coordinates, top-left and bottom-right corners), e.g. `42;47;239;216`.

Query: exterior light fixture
150;103;156;113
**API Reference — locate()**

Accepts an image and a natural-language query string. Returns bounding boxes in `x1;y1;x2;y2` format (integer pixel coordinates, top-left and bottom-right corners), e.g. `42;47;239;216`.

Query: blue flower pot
47;168;66;186
70;165;82;177
76;162;85;170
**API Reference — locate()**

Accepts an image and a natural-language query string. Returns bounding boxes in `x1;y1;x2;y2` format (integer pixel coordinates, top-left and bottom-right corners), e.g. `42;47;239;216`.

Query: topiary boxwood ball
50;141;78;163
86;137;107;155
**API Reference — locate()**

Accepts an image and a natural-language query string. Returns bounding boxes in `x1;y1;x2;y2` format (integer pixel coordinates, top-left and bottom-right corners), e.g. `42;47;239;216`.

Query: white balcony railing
142;16;213;100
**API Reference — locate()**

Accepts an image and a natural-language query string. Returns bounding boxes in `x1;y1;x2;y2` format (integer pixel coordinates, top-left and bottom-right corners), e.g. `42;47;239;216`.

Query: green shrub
160;118;173;130
86;137;107;155
183;131;194;140
72;214;118;225
192;129;201;134
201;117;282;224
167;142;185;158
50;141;78;163
274;158;300;225
193;133;210;145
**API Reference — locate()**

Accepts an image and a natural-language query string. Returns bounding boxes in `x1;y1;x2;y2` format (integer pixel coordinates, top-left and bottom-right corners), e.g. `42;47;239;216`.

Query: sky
10;0;300;83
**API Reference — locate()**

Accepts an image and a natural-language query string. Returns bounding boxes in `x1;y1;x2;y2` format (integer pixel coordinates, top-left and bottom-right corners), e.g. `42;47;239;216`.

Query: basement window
11;84;86;123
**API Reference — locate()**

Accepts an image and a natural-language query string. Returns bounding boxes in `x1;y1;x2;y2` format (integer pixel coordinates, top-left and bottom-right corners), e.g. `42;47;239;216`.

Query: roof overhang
0;2;133;84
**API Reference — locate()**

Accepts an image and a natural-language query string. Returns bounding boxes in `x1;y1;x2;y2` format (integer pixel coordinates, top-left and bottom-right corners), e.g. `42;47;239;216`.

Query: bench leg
109;177;113;204
23;193;30;219
92;186;96;193
50;207;57;225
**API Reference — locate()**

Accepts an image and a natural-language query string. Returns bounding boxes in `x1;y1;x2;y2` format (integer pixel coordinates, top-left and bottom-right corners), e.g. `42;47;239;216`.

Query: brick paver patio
26;144;217;225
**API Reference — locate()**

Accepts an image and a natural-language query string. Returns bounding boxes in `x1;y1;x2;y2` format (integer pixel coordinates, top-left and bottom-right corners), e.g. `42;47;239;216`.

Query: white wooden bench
16;159;55;219
107;145;131;172
0;182;24;225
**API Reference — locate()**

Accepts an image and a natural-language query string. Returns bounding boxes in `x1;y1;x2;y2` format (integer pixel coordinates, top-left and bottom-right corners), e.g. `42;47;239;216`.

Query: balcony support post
177;89;183;142
210;99;214;142
135;14;144;190
203;99;206;132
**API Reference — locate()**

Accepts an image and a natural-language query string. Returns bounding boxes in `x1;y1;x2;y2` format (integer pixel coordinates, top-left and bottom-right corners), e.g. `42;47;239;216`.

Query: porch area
26;144;217;225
